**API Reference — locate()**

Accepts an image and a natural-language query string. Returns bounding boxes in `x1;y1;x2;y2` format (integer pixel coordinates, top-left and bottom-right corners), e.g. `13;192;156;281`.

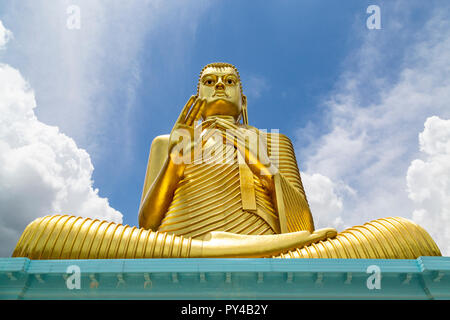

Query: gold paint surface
277;217;441;259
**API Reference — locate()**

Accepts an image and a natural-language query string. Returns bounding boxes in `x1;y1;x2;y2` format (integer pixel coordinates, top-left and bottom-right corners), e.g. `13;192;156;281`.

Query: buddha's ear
242;95;247;106
241;95;248;125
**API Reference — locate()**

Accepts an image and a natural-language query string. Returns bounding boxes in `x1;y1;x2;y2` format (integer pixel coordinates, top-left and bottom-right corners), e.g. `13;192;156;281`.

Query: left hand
207;118;278;190
198;228;338;258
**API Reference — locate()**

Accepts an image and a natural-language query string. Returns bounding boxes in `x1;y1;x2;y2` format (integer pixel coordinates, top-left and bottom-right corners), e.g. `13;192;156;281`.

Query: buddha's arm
138;135;184;230
217;120;314;233
268;133;315;233
138;97;207;230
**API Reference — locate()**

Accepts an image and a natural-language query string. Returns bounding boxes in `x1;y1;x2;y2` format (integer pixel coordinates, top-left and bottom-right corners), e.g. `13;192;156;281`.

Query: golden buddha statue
12;63;442;260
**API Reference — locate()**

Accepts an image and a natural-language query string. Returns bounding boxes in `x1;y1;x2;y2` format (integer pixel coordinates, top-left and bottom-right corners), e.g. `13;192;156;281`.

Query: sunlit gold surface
13;62;442;259
13;215;440;259
278;217;441;259
13;215;336;259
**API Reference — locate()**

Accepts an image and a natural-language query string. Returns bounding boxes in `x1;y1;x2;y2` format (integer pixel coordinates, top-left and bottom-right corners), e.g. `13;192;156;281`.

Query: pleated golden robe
156;127;315;238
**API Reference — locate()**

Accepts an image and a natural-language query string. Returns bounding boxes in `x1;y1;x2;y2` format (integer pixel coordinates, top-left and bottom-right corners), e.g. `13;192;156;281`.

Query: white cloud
301;173;345;230
0;20;13;49
297;4;450;255
417;116;450;157
0;44;122;256
407;116;450;256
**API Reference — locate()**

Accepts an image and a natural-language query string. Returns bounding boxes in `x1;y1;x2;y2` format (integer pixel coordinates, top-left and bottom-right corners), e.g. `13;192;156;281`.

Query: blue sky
1;1;449;256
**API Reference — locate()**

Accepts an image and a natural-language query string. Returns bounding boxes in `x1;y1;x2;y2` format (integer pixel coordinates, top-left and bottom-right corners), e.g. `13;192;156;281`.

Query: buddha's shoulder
150;134;170;149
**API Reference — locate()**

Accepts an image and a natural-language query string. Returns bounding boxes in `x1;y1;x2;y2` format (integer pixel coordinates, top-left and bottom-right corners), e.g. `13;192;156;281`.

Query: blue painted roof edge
0;256;449;274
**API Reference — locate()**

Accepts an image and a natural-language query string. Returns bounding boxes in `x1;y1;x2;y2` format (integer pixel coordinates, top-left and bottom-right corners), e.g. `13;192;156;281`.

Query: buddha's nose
215;79;225;90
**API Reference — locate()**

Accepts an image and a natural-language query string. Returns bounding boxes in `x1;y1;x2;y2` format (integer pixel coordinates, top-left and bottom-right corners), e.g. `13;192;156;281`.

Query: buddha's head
197;62;248;124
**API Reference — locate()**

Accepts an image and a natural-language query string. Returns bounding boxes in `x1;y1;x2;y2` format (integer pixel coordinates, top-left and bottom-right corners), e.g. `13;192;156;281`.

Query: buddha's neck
204;115;237;124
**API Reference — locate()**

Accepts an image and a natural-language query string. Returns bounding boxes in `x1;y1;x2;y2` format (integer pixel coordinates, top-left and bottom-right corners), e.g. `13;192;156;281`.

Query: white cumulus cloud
407;116;450;256
297;3;450;255
301;173;345;230
0;20;13;49
0;22;122;257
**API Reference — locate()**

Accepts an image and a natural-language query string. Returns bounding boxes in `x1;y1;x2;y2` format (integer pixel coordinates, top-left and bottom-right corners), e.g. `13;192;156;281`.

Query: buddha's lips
212;91;229;97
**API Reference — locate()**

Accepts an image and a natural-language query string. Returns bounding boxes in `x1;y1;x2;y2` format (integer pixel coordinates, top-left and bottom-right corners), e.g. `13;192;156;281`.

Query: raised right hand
168;96;206;161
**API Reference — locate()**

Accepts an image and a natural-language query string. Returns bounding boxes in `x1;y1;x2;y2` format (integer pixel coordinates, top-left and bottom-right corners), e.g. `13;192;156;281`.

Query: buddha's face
198;66;245;121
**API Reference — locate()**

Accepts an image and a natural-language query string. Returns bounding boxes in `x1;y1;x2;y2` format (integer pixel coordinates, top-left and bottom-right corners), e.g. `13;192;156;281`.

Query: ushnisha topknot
197;62;244;97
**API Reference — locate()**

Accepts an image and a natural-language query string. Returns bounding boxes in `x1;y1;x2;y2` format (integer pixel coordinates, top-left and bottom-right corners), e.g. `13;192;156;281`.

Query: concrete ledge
0;257;449;300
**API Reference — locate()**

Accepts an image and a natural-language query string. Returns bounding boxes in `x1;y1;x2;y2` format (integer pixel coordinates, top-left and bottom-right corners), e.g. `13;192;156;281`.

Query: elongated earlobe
241;96;248;125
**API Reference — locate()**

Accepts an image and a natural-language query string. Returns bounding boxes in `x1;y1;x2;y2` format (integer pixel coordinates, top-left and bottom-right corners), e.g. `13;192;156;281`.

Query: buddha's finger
308;228;338;244
189;99;206;126
178;95;196;125
194;99;207;123
185;98;203;126
171;96;196;135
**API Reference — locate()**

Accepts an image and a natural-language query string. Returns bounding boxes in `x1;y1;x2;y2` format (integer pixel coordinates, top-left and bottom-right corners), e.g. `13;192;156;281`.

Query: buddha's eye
204;79;214;85
227;79;234;84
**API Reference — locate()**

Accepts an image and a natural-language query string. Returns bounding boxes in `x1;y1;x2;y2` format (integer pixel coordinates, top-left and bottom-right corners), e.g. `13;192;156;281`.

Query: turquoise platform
0;257;449;299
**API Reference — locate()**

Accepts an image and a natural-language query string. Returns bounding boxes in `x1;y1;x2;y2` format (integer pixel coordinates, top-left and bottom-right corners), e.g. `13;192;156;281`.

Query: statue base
0;257;449;300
